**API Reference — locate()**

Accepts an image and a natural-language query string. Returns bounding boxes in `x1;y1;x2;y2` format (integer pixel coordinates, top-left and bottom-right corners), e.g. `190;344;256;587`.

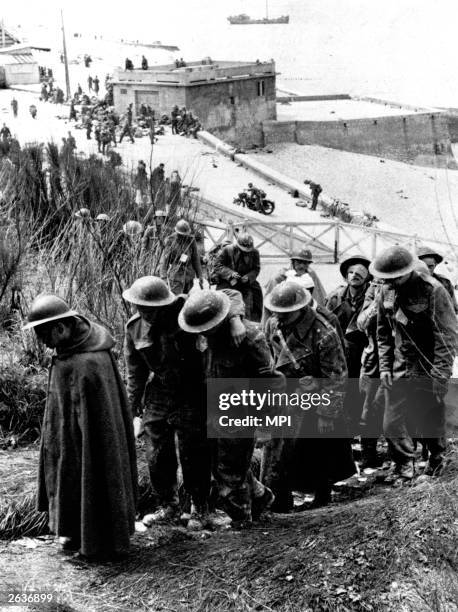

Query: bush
0;363;47;444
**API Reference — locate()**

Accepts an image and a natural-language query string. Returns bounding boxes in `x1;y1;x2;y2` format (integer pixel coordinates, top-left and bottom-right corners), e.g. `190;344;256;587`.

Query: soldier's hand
318;416;334;434
229;315;246;347
133;416;144;439
380;371;392;389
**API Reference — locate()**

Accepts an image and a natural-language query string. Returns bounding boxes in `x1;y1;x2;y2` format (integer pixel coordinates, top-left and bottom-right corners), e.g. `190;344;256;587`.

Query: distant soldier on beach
10;98;18;118
141;55;148;70
0;123;11;141
29;104;37;119
88;75;93;91
93;75;100;95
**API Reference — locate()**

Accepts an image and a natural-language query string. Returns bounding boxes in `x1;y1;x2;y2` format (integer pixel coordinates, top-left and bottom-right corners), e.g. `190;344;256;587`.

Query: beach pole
61;9;71;101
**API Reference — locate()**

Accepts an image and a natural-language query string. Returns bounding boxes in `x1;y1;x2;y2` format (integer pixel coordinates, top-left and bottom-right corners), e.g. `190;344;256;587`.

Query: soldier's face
292;260;310;275
275;310;303;326
137;306;160;324
346;264;368;287
35;321;71;348
386;272;412;288
420;257;436;274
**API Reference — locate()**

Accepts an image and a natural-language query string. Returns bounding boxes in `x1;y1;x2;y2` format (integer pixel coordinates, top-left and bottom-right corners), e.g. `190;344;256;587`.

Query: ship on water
228;1;289;24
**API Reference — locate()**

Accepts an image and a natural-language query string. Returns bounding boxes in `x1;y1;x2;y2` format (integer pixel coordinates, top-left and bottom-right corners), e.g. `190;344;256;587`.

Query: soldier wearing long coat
263;281;355;511
24;295;138;559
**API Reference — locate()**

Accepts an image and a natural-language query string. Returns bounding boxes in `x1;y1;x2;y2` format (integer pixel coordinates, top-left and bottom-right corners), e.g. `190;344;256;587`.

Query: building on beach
112;59;277;146
0;43;49;87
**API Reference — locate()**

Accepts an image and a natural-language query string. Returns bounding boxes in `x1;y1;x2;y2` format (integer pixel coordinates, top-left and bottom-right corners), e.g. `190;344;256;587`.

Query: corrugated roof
0;53;37;65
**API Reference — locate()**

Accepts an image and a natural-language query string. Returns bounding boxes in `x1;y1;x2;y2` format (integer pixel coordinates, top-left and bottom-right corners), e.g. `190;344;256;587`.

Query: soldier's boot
385;460;415;484
142;505;180;527
251;486;275;521
187;503;232;531
423;456;446;477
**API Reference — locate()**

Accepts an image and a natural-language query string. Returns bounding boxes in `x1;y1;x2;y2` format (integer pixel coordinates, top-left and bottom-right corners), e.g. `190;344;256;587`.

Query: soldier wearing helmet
23;294;137;559
262;281;354;512
264;248;326;310
178;289;284;527
417;246;458;313
214;233;263;321
371;246;458;480
123;277;246;531
160;219;203;294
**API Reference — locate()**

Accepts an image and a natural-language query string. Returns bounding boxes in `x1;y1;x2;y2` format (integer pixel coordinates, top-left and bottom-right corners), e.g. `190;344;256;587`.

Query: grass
0;444;457;611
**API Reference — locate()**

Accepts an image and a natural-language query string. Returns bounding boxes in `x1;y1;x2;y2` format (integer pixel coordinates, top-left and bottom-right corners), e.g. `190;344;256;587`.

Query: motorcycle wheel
261;200;275;215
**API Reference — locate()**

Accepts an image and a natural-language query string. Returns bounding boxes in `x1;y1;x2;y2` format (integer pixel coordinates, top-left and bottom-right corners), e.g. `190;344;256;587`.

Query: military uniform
377;272;458;468
215;244;263;321
356;281;385;464
265;266;326;307
160;233;203;294
204;320;282;522
325;283;369;432
433;273;458;314
125;297;209;510
263;308;355;511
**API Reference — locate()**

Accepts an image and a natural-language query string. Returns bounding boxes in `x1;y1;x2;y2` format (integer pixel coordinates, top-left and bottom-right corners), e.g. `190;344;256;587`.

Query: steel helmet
178;290;231;333
291;249;313;263
123;220;143;236
122;276;176;307
236;233;254;252
417;245;443;264
339;254;371;278
96;213;110;221
75;207;91;218
23;294;78;330
175;219;192;236
264;280;312;313
369;246;416;279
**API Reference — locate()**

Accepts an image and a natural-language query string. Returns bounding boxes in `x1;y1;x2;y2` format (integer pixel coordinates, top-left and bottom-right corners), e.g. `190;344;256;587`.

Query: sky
3;0;458;105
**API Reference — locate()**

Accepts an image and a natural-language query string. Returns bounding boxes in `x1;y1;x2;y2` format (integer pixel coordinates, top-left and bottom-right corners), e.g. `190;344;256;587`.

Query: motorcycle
233;189;275;215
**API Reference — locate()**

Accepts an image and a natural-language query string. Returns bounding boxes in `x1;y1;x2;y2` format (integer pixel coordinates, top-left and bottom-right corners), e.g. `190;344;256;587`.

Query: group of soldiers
170;106;202;138
22;222;458;559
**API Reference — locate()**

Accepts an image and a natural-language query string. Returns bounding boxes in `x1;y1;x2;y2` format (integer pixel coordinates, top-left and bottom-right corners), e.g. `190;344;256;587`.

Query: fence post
371;232;377;260
334;223;340;263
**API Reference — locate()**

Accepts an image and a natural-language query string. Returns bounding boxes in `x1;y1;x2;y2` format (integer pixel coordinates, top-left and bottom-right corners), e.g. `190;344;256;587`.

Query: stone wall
186;75;276;147
263;113;457;168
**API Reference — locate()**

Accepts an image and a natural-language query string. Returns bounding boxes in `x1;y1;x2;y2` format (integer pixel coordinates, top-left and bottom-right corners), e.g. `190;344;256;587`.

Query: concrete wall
263;113;457;168
113;74;276;146
187;75;276;146
2;62;39;86
113;82;186;115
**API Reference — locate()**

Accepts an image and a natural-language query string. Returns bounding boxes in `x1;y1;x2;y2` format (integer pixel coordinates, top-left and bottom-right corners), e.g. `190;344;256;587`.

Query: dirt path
1;445;458;611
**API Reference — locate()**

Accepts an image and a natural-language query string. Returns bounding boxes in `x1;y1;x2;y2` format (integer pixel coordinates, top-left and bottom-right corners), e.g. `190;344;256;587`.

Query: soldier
141;55;148;70
93;75;100;95
150;163;165;204
325;255;371;431
11;97;18;118
264;249;326;307
417;246;458;314
69;101;77;121
262;281;354;511
214;233;263;322
178;290;282;526
171;105;179;135
309;182;322;211
160;219;204;294
0;123;11;141
370;246;458;479
88;75;93;91
123;277;246;530
356;278;385;468
119;118;135;144
23;295;137;559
